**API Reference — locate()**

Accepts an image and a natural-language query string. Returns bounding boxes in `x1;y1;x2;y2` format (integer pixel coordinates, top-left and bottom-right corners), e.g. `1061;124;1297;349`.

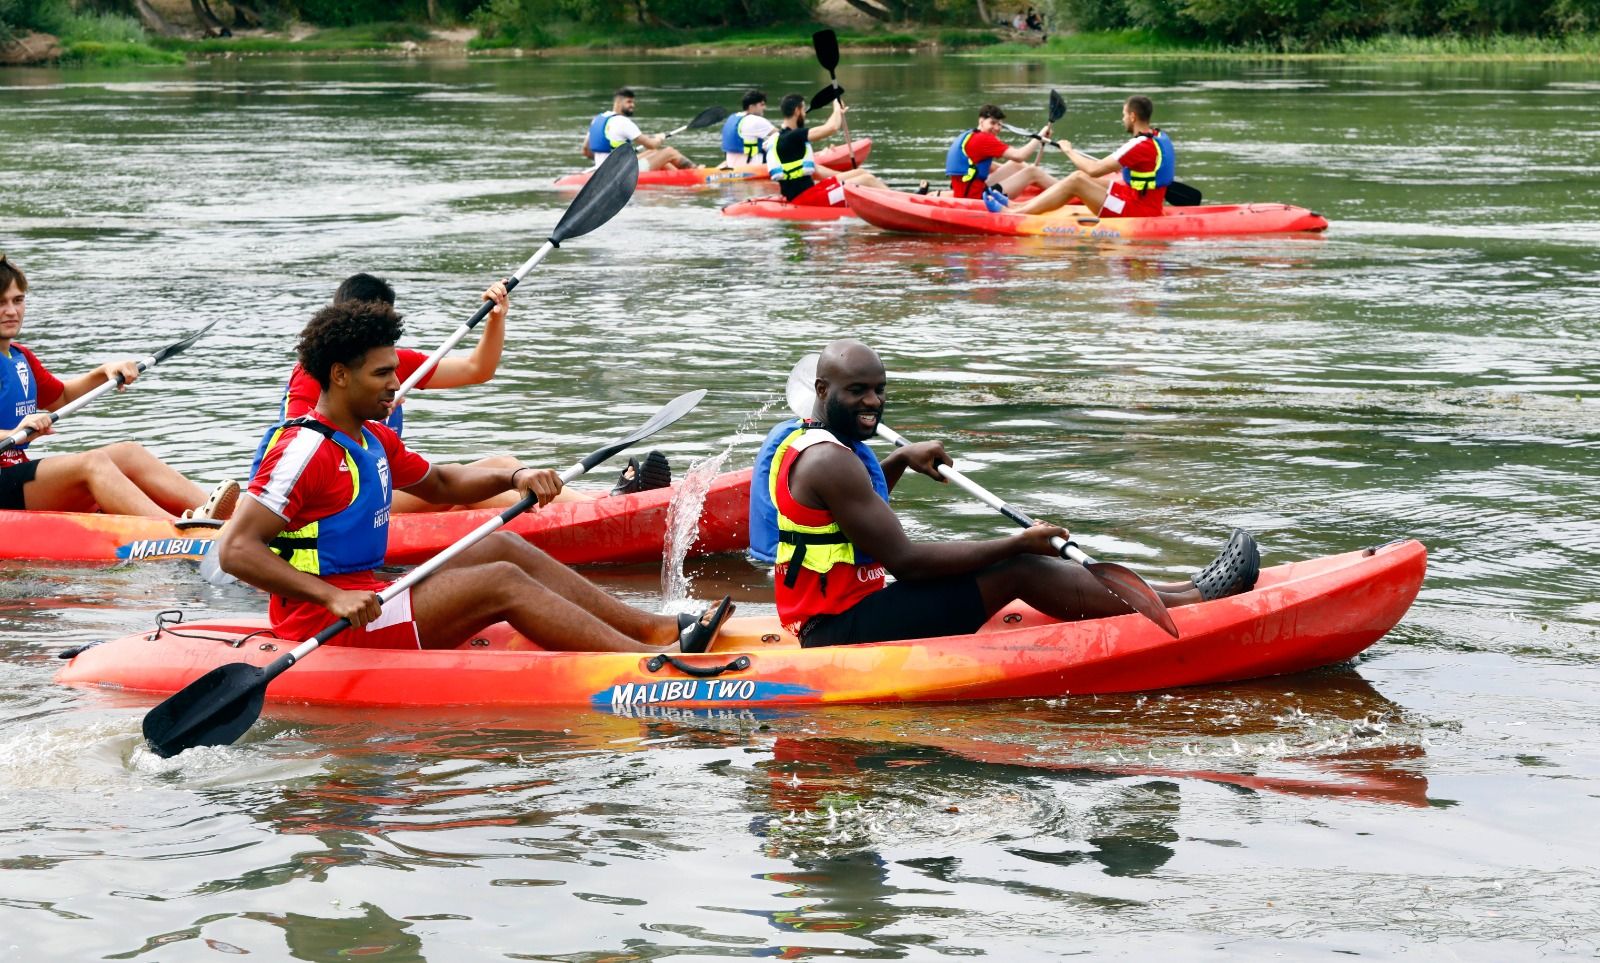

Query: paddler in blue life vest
765;93;887;207
219;297;733;654
993;95;1175;217
720;89;778;168
759;338;1259;647
939;104;1057;201
0;254;238;522
583;87;692;173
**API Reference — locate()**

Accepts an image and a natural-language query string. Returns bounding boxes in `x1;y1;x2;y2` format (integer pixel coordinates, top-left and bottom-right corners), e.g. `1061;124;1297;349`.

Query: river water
2;52;1598;959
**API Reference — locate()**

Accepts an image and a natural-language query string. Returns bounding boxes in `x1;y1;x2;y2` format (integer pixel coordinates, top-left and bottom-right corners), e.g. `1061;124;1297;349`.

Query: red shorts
1100;180;1166;218
949;177;987;199
790;177;846;207
270;573;421;649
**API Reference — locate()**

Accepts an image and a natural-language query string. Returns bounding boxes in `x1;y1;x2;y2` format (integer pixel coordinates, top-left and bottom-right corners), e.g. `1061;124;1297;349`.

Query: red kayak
57;540;1425;708
0;468;752;566
844;184;1329;239
721;181;1045;221
554;140;872;189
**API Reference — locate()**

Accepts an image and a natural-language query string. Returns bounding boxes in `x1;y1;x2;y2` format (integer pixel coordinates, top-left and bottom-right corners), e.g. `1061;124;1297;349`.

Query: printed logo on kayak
115;538;216;561
594;678;817;708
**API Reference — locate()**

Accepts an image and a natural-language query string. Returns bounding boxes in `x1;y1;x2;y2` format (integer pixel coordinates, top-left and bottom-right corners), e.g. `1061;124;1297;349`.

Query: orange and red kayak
56;540;1425;709
554;139;872;189
844;184;1329;239
0;468;752;566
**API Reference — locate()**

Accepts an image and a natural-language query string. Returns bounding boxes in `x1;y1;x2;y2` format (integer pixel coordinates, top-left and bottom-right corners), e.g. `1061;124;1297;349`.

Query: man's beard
824;394;878;442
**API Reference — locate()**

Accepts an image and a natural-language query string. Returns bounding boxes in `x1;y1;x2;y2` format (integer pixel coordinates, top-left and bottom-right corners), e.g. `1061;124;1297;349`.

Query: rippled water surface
2;53;1599;959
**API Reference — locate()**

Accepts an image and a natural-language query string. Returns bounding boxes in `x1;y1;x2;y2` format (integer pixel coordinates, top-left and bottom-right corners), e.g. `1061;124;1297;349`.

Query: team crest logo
13;360;28;395
376;456;391;500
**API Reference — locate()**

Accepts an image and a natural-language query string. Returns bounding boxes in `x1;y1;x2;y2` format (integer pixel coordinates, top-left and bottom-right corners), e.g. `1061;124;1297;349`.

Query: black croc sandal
611;450;672;496
678;595;734;654
1191;528;1261;601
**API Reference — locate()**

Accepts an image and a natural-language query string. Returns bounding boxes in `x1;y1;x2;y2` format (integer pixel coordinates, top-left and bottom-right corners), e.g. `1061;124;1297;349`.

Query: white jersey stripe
251;426;326;520
1109;135;1148;163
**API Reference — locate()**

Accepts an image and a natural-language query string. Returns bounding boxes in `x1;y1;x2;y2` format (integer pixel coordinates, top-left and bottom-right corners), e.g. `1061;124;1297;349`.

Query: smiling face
0;283;24;347
815;340;886;443
977;115;1004;135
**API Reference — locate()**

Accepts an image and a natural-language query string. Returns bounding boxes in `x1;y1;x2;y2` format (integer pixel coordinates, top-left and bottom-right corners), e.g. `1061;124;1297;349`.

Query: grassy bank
977;28;1600;59
466;22;1003;53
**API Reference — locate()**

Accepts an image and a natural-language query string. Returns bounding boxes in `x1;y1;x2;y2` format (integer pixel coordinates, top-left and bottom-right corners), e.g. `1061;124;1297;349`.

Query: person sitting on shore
941;104;1056;201
0;254;238;522
219;298;733;654
989;95;1175;218
720;89;777;168
769;338;1258;647
584;87;692;173
765;94;887;207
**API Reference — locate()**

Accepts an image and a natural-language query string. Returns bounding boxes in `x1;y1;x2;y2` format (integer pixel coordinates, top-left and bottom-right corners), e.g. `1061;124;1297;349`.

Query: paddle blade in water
687;105;730;130
1166;181;1203;207
1087;561;1180;638
550;145;640;245
1048;89;1066;124
149;318;221;366
786;353;820;421
809;84;841;112
812;29;840;72
576;389;707;473
142;662;269;758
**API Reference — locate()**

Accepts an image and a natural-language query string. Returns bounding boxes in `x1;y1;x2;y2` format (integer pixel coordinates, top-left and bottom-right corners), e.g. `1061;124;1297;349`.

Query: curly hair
0;254;26;295
297;300;404;390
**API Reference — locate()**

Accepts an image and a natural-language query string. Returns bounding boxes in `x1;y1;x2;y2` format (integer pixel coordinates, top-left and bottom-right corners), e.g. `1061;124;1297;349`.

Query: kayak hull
57;540;1425;709
843;184;1329;239
721;196;857;220
555;139;873;189
0;468;752;566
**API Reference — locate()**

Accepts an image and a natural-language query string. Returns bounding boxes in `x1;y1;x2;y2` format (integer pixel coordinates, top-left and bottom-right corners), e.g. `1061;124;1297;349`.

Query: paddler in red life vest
218;298;733;654
993;95;1175;218
772;339;1260;647
765;93;888;207
0;254;238;522
252;272;671;513
940;104;1056;200
720;89;777;168
583;87;692;173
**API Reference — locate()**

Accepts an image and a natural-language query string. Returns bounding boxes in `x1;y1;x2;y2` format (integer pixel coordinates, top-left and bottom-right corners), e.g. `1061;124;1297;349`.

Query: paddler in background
990;95;1174;217
719;89;777;168
0;254;239;522
220;298;733;654
765;93;888;207
764;338;1258;647
583;87;693;173
252;272;671;513
940;104;1057;202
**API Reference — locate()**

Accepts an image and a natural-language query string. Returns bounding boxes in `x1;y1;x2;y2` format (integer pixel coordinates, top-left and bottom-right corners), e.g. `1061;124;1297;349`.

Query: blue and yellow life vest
0;345;40;451
944;128;994;184
720;111;765;162
767;131;815;182
1121;130;1176;193
254;417;393;577
587;111;631;155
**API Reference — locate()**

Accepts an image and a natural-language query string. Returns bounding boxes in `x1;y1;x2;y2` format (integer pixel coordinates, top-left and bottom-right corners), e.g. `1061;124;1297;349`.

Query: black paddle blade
577;388;707;473
142;662;269;758
1048;89;1066;124
1086;561;1180;639
149;318;221;366
550;143;640;245
812;28;840;73
1166;181;1203;207
809;84;841;112
687;105;730;130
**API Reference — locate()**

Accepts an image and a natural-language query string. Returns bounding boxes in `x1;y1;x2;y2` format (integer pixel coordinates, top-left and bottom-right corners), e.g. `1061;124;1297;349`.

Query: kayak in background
844;184;1329;239
721;181;1047;221
555;139;873;189
58;540;1424;709
0;468;752;566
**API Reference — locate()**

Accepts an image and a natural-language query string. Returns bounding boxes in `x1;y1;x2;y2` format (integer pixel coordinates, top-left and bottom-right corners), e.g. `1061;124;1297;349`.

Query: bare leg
975;555;1201;623
390;455;594;514
23;450;174;518
641;147;692;170
836;168;888;190
1012;170;1105;216
993;165;1057;197
100;441;206;514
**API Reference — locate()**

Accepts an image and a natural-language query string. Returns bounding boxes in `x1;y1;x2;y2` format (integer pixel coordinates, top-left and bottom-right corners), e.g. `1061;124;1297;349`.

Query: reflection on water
2;54;1599;957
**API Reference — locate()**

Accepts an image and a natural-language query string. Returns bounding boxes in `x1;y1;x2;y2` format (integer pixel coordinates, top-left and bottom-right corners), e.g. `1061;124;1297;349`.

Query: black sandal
611;450;671;496
678;595;734;653
1191;529;1261;601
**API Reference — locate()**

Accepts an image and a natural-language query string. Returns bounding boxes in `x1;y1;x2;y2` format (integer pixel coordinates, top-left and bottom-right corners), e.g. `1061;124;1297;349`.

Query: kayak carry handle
646;654;752;678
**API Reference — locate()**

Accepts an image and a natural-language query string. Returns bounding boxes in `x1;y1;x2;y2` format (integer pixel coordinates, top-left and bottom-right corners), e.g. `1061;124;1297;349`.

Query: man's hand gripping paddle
0;319;220;455
144;389;707;759
785;354;1178;639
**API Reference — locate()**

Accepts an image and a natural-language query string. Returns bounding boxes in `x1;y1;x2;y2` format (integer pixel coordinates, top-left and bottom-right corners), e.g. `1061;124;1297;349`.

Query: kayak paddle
663;105;730;139
811;29;856;169
785;354;1178;638
1166;181;1203;206
143;388;707;759
808;84;842;113
0;319;219;455
393;144;640;404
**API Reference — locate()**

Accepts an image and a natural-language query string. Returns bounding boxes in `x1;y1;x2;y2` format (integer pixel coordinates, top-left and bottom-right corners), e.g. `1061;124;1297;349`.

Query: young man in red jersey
997;96;1175;218
219;298;731;653
941;104;1056;200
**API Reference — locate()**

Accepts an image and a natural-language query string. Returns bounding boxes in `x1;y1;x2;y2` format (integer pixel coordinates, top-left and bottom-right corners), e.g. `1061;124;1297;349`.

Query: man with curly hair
217;299;732;653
